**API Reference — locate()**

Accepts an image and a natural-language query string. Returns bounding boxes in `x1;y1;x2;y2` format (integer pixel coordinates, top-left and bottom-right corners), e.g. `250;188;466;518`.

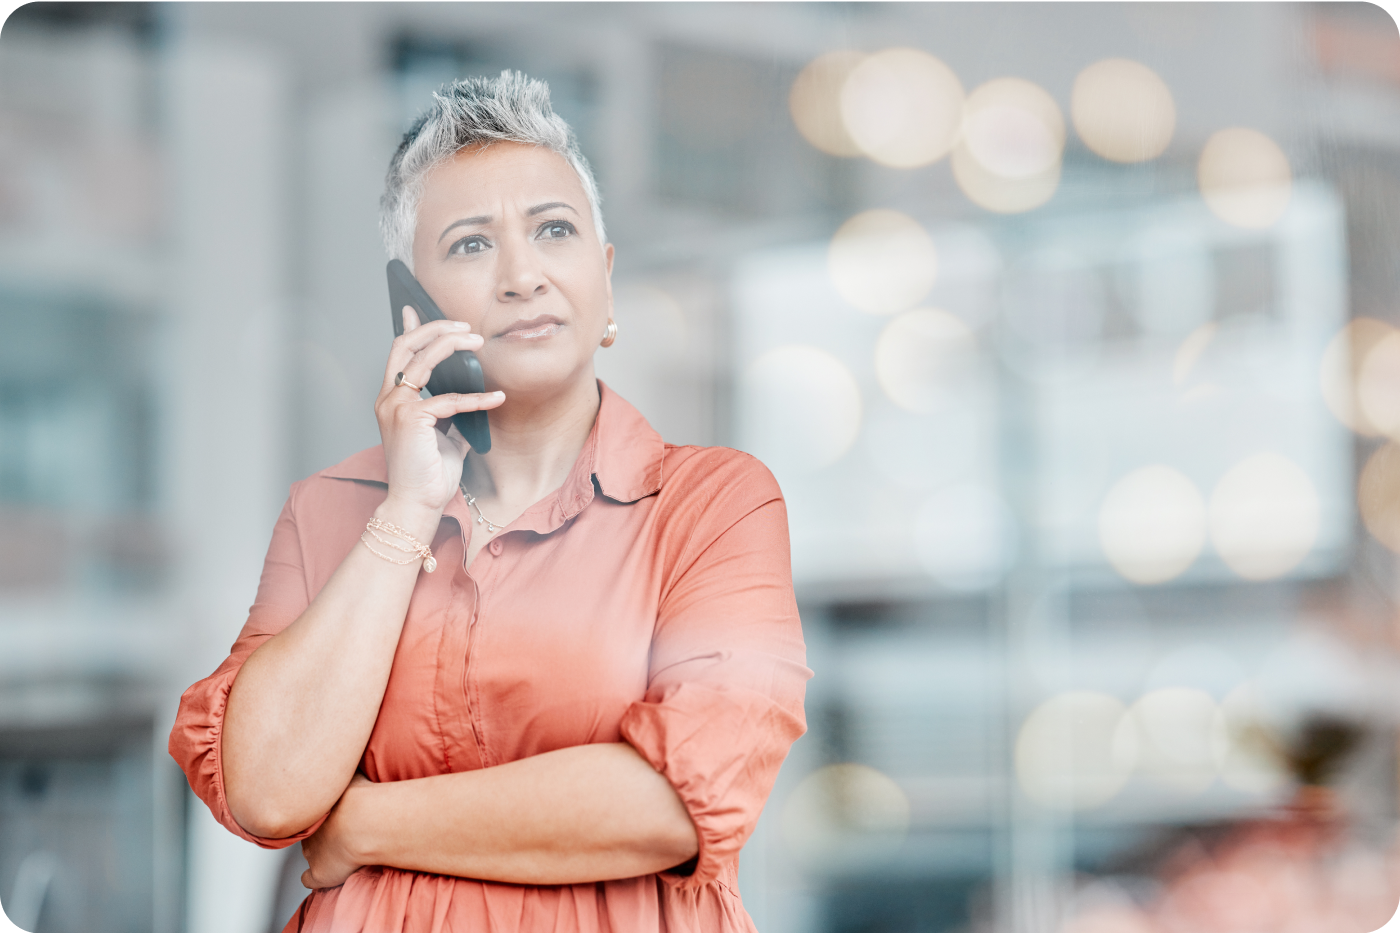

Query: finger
402;305;420;332
416;391;506;420
393;331;486;393
389;319;473;367
383;328;481;393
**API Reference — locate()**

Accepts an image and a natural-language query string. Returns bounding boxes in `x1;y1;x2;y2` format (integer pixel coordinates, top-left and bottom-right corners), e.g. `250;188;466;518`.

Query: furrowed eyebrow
438;216;491;243
527;202;577;217
437;203;577;243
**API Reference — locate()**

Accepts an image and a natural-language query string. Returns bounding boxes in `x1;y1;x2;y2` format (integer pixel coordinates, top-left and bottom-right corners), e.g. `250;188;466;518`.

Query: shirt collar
320;380;665;532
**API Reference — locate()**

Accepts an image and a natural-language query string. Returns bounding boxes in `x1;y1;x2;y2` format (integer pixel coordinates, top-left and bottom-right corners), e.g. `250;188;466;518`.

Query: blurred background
2;2;1400;931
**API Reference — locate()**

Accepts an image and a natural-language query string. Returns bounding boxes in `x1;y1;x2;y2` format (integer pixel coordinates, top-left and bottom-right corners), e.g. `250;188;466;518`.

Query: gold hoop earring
600;319;618;348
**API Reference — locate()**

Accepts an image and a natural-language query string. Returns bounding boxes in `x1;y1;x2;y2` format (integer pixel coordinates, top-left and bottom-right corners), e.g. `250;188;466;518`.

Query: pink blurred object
1063;786;1400;931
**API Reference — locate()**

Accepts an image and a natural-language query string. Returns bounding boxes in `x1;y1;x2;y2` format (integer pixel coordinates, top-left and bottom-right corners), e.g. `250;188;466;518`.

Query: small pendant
487;523;497;532
476;516;484;524
422;556;437;573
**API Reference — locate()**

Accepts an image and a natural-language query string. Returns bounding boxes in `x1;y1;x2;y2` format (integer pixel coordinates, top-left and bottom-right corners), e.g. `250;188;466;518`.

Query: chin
484;344;593;398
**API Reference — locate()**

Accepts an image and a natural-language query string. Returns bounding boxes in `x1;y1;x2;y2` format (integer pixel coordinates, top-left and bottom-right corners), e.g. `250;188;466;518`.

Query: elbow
652;814;699;866
228;794;310;841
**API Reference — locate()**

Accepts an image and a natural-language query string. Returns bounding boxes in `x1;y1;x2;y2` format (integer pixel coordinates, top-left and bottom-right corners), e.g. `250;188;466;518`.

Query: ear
603;243;615;315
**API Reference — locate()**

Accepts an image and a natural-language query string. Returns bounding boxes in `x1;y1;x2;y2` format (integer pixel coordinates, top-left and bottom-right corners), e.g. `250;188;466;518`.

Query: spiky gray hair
380;70;605;268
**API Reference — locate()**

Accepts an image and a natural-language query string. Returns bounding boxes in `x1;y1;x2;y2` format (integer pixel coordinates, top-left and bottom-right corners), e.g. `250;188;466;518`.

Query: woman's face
410;141;613;399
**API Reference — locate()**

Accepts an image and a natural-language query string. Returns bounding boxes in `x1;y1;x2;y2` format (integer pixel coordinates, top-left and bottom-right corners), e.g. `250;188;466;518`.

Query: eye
537;220;576;240
449;235;490;256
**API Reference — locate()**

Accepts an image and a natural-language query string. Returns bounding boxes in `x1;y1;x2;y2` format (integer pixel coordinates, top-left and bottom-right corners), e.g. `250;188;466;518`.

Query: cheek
556;257;611;317
423;268;493;328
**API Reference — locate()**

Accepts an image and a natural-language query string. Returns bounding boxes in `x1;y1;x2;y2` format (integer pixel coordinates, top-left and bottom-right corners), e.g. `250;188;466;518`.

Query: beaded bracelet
361;517;436;573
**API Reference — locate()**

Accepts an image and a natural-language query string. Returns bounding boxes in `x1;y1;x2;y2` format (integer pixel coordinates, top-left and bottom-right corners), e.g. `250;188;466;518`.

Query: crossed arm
220;497;697;888
298;744;697;889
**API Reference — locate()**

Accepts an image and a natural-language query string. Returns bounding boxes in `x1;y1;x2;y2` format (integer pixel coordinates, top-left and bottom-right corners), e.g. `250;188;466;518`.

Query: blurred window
0;12;165;594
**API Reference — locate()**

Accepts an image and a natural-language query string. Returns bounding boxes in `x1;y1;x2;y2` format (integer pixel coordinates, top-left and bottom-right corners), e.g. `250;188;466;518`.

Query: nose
496;239;549;302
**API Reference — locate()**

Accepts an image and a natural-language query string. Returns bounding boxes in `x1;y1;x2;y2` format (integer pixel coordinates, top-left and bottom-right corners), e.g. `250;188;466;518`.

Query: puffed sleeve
618;453;811;889
168;486;328;848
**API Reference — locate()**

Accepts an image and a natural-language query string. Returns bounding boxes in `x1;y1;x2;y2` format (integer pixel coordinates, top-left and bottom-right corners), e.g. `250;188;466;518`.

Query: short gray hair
380;70;605;267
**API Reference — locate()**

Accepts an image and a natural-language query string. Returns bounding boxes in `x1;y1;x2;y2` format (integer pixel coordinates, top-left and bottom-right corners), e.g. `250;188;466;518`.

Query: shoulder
658;444;784;514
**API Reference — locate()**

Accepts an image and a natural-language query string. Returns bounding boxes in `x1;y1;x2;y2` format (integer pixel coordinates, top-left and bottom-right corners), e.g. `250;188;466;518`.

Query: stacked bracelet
361;517;436;573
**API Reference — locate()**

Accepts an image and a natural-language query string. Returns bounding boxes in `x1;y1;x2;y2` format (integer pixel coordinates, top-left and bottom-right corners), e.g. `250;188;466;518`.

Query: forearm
223;496;441;839
347;743;698;884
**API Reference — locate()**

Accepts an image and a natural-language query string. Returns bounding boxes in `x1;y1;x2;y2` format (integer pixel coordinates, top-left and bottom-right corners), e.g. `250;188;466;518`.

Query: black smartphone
387;259;492;454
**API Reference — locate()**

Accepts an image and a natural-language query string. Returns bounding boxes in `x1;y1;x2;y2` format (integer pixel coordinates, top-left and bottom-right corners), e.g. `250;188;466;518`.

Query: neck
461;368;601;509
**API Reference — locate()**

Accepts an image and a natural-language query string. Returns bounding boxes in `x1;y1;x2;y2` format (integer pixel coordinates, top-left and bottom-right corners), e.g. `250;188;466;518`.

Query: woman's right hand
374;307;505;519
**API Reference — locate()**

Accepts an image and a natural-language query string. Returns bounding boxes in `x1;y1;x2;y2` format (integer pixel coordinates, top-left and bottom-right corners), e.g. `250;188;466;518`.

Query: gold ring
394;372;424;393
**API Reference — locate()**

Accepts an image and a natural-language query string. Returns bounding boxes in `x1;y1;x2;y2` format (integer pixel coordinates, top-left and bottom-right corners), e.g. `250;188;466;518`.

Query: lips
496;314;565;339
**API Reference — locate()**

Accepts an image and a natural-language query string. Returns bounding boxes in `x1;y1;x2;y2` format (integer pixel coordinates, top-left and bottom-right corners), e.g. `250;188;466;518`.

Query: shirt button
489;540;503;555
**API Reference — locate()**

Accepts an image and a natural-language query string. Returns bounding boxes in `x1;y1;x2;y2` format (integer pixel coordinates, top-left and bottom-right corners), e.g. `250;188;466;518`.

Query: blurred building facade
2;3;1400;932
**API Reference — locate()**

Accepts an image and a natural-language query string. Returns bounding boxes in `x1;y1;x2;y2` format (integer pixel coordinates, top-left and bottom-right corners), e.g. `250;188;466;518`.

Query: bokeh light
1016;691;1136;810
742;345;861;473
952;77;1063;214
915;484;1018;590
1358;441;1400;552
961;77;1064;178
840;48;964;168
781;763;911;858
1197;127;1293;229
828;209;938;314
873;308;976;413
1098;466;1207;584
1320;317;1397;435
1356;330;1400;437
1127;687;1220;794
1071;58;1176;163
789;50;866;157
1208;452;1320;580
952;146;1062;214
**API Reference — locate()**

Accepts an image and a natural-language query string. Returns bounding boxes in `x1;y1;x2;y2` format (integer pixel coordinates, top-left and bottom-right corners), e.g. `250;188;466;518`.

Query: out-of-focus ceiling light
1359;442;1400;553
1320;318;1396;436
1016;691;1136;810
1098;465;1206;584
1198;127;1292;229
828;209;938;314
1072;58;1176;163
1208;452;1320;580
742;345;862;473
952;77;1063;213
840;48;965;168
790;50;867;157
874;308;976;414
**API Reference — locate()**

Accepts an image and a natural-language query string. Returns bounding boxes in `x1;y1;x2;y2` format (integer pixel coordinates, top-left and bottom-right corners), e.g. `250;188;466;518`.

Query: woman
169;71;810;932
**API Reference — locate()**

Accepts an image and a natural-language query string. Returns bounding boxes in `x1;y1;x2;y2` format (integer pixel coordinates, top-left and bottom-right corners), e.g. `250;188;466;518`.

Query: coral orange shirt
169;383;810;933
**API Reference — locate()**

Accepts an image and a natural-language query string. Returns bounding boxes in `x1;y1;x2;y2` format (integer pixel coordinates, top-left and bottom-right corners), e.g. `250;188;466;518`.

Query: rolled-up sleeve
619;460;811;889
168;488;326;849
